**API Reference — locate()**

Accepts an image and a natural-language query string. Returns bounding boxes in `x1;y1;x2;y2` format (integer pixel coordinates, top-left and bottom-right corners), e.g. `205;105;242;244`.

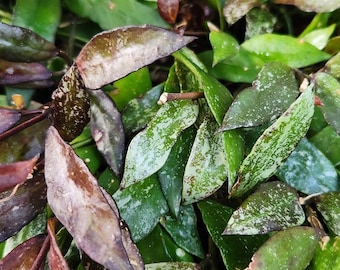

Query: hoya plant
0;0;340;269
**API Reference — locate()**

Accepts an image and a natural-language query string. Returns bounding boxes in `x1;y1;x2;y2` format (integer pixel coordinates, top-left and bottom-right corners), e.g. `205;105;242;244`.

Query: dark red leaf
158;0;179;24
0;109;21;133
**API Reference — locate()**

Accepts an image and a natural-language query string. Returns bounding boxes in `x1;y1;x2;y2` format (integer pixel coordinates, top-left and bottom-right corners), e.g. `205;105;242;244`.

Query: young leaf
224;181;305;235
301;24;335;50
219;62;299;131
45;126;143;270
316;192;340;235
241;34;330;68
121;100;198;188
76;26;195;89
246;227;318;270
230;83;314;198
89;89;125;178
276;138;339;195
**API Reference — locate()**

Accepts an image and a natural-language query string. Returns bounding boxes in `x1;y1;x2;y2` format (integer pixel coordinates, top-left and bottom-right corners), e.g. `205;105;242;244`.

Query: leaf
224;181;305;235
316;192;340;235
76;26;195;89
73;144;103;175
52;64;90;141
219;62;299;131
121;100;198;188
0;173;46;242
301;24;336;50
45;126;144;270
182;114;228;205
0;109;20;133
157;0;179;24
230;83;314;198
114;175;169;242
0;234;46;269
246;227;318;270
160;205;204;258
274;0;340;12
276;138;339;195
245;8;277;39
325;52;340;79
197;200;269;270
315;72;340;135
0;22;58;62
241;34;330;68
223;0;260;25
311;236;340;269
64;0;168;30
89;89;125;177
145;262;200;270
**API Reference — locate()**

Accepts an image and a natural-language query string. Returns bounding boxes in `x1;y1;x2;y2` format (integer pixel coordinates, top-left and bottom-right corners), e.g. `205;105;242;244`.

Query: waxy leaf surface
276;138;339;194
224;181;305;235
316;192;340;235
220;62;299;131
246;227;318;270
121;100;198;188
230;84;314;198
76;26;195;89
90;89;125;177
45;126;143;270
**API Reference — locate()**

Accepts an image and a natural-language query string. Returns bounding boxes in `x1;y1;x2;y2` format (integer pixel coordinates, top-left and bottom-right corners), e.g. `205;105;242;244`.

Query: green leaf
230;84;314;198
121;100;198;188
299;13;331;37
224;181;305;235
219;62;299;131
326;52;340;79
316;192;340;235
315;72;340;135
76;26;195;89
160;205;204;258
73;144;103;175
241;34;330;68
301;24;336;50
182;114;228;205
276;138;339;195
64;0;168;30
98;167;120;196
311;236;340;269
245;8;277;39
247;226;318;270
114;175;169;242
197;200;268;270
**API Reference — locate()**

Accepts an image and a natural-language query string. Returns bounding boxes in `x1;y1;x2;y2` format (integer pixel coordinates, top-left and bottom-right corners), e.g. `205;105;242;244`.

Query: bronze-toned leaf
45;126;144;270
52;64;90;141
157;0;179;24
0;108;21;133
75;25;195;89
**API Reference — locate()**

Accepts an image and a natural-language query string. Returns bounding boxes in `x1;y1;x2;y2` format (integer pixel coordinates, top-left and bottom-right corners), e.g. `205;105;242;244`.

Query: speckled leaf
311;236;340;269
145;262;200;270
246;226;318;270
245;8;277;39
219;62;300;131
182;114;228;205
223;0;260;25
316;192;340;235
114;175;169;242
89;89;125;178
121;100;198;188
209;31;239;66
241;34;330;68
160;205;204;258
76;26;195;89
315;72;340;135
274;0;340;12
230;84;314;198
45;126;143;270
198;200;269;270
325;52;340;78
52;64;90;142
224;181;305;235
0;109;20;133
276;138;339;195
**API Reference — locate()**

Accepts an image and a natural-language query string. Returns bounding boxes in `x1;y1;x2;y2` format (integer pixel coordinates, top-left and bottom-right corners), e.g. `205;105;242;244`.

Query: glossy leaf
160;205;204;258
241;34;330;68
0;109;20;133
316;192;340;235
301;24;335;50
224;181;305;235
246;227;318;270
0;234;46;269
73;144;103;175
121;100;198;188
45;126;143;270
145;262;200;270
114;175;169;242
76;26;195;89
230;84;314;198
274;0;340;12
0;22;58;62
311;236;340;269
220;62;299;131
89;89;125;177
182;114;228;205
198;200;269;270
52;64;90;141
157;0;179;24
0;173;46;242
98;167;120;196
276;138;339;195
223;0;259;25
315;72;340;135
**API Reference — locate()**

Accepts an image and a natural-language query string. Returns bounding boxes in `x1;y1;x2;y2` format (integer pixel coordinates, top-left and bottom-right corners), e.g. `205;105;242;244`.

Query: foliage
0;0;340;269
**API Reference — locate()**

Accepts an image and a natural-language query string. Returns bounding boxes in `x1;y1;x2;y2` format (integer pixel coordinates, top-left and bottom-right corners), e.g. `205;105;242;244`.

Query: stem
30;235;50;270
157;92;204;105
